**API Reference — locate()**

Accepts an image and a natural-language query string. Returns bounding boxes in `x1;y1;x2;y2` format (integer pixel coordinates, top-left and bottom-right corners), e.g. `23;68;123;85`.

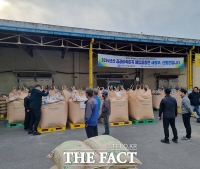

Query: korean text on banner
98;54;184;69
195;54;200;67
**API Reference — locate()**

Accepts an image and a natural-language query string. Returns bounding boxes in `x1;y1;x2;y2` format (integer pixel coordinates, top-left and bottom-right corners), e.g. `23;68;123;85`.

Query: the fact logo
63;151;137;164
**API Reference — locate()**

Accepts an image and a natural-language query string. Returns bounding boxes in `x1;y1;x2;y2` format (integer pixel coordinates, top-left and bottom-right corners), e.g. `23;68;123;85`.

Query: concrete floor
0;112;200;169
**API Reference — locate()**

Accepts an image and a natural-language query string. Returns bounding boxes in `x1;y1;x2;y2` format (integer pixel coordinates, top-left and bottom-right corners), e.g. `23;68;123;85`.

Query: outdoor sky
0;0;199;39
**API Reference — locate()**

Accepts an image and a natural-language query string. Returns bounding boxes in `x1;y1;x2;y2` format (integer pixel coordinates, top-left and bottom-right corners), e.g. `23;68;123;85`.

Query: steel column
89;38;94;88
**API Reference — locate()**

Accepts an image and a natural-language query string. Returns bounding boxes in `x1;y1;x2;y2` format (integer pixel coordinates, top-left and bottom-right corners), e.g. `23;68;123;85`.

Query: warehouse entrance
97;78;134;89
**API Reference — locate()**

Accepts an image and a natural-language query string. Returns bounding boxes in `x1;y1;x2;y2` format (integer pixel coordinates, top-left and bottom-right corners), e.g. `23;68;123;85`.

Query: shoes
172;139;178;143
195;114;200;118
102;133;109;135
161;139;170;144
181;136;191;141
33;131;41;135
28;130;33;134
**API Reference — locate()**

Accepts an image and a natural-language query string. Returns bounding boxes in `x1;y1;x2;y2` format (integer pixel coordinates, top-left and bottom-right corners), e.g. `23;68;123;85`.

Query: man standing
101;90;111;135
179;88;193;141
24;91;31;131
93;88;101;119
85;88;99;138
188;87;200;120
28;85;49;135
159;88;178;144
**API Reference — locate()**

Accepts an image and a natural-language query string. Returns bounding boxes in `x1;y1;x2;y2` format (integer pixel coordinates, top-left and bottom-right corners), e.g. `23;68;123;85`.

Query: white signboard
98;54;184;69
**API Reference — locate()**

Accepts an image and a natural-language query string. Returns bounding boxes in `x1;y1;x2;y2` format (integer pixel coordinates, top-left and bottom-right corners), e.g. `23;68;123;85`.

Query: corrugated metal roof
0;19;200;46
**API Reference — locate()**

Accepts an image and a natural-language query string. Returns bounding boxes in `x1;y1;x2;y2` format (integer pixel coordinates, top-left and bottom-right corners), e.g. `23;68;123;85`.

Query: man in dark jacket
85;88;99;138
101;90;111;135
23;91;31;131
159;88;178;144
28;85;49;135
188;87;200;120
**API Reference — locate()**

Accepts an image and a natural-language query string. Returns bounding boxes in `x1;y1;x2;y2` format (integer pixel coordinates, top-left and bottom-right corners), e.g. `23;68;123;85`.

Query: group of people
23;85;111;138
159;87;200;144
84;88;111;138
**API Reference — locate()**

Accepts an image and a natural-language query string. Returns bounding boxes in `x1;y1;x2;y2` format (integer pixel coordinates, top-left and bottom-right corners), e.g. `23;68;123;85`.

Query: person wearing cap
179;88;193;141
85;88;99;138
23;90;31;131
93;89;101;119
28;85;49;135
101;90;111;135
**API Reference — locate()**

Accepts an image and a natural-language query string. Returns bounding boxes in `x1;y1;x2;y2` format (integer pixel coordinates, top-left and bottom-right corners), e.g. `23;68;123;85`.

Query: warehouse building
0;19;200;95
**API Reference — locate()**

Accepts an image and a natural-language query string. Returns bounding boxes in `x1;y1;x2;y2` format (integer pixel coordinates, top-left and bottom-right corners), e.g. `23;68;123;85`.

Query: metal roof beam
16;44;33;57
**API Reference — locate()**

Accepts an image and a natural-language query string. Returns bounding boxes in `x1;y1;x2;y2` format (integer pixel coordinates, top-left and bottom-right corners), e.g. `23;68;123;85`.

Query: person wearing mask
93;88;101;119
28;85;49;135
159;88;178;144
85;88;99;138
23;91;31;131
188;87;200;120
101;90;111;135
179;88;193;141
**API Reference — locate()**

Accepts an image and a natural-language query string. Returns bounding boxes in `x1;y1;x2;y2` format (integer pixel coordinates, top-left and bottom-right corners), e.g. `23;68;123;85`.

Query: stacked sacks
128;85;154;120
42;86;65;104
47;140;101;169
108;86;129;123
84;135;142;169
61;85;71;101
4;87;28;123
48;135;142;169
40;86;68;129
68;87;87;124
152;88;165;109
0;97;7;115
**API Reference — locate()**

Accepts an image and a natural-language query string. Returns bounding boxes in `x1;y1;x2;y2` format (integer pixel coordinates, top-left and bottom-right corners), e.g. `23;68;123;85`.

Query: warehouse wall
193;63;200;88
0;47;136;94
143;66;187;89
0;46;192;94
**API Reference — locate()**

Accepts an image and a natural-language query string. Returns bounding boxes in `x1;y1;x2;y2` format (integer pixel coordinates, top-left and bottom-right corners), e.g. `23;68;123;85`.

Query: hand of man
159;117;162;121
27;110;30;112
85;124;88;127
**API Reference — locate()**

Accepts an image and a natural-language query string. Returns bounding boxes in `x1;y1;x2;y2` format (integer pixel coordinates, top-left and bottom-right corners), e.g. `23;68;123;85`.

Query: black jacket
159;95;177;118
29;89;49;108
188;91;200;106
24;96;30;110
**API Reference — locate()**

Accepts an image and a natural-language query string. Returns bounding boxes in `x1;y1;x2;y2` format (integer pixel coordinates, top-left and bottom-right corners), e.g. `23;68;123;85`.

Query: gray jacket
102;96;111;116
181;95;192;114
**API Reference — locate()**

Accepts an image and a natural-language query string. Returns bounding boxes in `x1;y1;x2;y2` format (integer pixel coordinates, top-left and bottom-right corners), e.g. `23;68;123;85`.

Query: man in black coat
23;91;31;131
188;87;200;121
159;88;178;144
28;85;49;135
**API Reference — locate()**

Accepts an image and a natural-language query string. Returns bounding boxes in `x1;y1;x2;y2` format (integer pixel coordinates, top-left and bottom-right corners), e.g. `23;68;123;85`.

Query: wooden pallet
130;118;156;125
68;122;85;129
37;126;66;133
0;114;6;119
6;122;24;128
109;121;132;127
